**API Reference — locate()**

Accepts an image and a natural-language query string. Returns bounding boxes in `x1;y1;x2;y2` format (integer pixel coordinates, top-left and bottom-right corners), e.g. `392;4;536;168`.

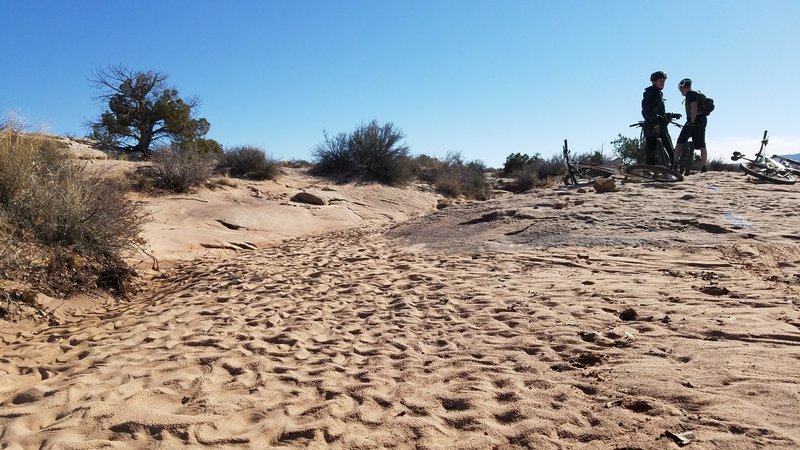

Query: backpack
697;91;715;115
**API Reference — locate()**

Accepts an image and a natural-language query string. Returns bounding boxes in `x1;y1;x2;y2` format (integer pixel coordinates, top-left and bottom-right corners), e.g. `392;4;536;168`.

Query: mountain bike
625;118;684;182
731;130;796;184
562;139;626;186
770;154;800;177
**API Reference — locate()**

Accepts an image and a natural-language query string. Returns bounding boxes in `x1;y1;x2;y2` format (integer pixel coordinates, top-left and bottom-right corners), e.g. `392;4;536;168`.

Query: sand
1;168;799;449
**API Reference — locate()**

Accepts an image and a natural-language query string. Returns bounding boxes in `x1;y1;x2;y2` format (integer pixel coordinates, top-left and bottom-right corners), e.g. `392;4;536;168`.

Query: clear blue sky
2;0;799;167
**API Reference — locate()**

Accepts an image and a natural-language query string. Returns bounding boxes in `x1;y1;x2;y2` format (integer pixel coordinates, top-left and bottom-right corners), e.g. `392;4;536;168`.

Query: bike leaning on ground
731;130;796;185
562;139;626;186
625;118;684;182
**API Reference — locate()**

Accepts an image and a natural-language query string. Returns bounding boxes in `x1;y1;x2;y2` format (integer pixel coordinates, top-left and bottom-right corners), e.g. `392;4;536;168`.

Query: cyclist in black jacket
641;71;681;166
675;78;708;173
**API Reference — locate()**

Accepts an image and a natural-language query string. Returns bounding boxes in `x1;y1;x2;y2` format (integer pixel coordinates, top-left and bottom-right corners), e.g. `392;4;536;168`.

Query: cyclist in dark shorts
675;78;708;173
641;71;681;166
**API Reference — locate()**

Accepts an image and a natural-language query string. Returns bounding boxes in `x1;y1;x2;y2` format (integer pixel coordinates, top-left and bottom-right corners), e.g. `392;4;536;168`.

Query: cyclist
675;78;708;173
641;71;681;167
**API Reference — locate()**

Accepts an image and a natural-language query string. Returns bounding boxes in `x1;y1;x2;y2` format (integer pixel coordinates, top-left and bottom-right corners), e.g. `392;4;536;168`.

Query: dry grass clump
143;145;217;193
0;126;147;297
222;146;280;180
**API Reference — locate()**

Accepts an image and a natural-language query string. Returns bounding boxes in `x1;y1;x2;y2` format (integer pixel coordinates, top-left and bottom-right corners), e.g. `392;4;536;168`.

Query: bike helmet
650;71;667;82
679;78;692;89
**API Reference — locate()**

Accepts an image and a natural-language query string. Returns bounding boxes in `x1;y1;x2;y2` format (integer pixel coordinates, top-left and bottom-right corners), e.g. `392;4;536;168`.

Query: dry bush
434;153;491;200
312;121;412;185
222;146;280;180
0;211;14;277
283;159;312;169
706;157;739;172
0;128;46;205
410;154;442;184
147;145;217;193
0;127;148;297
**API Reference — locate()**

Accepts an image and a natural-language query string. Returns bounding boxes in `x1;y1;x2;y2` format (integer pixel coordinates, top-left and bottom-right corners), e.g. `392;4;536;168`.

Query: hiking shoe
700;165;707;173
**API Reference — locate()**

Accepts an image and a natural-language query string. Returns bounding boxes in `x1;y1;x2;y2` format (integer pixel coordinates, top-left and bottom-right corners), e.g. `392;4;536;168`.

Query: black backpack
697;91;715;115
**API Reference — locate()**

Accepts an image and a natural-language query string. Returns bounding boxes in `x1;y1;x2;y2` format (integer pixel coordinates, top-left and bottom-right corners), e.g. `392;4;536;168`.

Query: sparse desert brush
222;146;280;180
312;120;412;185
209;175;239;189
0;129;62;204
282;159;312;169
145;144;217;193
434;152;491;200
410;154;442;184
500;152;566;192
0;128;149;297
706;157;738;172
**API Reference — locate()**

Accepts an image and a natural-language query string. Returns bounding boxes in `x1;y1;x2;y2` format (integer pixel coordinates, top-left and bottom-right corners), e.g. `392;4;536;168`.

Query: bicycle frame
562;139;625;186
731;130;796;184
629;119;680;168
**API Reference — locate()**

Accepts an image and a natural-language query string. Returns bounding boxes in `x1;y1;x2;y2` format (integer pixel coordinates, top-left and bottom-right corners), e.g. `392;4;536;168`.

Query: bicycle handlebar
629;118;682;128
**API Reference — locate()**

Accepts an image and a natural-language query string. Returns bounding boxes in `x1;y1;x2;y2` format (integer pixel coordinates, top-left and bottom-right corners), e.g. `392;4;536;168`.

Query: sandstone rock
290;192;326;205
593;178;616;193
12;388;44;404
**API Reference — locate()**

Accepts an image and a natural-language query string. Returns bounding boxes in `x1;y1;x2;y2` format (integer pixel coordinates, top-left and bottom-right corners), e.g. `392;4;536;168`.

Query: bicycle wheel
577;163;621;178
625;164;684;182
678;143;694;176
740;162;796;184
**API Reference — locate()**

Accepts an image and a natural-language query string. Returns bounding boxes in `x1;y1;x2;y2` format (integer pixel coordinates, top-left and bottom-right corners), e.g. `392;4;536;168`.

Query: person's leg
645;136;657;165
694;117;708;171
659;129;675;168
700;147;708;171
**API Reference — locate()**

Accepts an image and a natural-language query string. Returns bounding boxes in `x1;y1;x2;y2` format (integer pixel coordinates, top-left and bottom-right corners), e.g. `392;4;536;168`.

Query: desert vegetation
312;120;413;185
0;121;147;297
221;146;281;180
89;65;220;157
500;152;567;192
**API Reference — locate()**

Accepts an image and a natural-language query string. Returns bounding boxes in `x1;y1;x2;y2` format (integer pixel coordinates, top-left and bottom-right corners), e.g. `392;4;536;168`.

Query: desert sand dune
2;171;799;449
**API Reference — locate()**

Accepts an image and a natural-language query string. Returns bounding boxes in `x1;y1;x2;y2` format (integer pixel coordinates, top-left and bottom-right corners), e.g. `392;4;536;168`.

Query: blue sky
2;0;798;167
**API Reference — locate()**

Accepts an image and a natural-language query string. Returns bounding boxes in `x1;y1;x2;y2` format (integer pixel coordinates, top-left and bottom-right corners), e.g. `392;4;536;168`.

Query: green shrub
434;153;491;200
312;120;412;185
182;138;223;158
147;145;217;193
222;146;280;180
503;152;534;175
612;134;646;164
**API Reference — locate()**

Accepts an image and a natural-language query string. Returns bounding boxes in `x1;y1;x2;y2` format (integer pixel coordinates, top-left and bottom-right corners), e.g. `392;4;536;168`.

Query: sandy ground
1;167;800;449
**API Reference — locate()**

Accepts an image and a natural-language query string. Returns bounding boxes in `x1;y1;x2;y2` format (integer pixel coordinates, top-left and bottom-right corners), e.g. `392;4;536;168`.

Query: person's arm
689;101;698;123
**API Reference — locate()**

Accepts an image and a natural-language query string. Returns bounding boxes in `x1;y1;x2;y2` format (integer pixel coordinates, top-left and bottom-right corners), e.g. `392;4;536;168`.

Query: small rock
576;188;588;194
619;308;637;321
699;286;730;296
12;388;44;404
290;192;326;205
593;177;616;193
